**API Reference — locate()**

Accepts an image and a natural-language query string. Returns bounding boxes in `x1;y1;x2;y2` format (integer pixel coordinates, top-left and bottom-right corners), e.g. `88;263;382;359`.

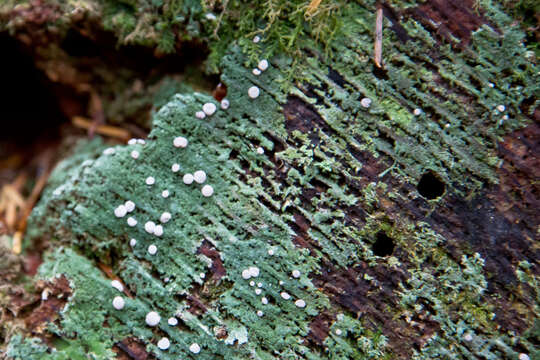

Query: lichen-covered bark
1;0;538;360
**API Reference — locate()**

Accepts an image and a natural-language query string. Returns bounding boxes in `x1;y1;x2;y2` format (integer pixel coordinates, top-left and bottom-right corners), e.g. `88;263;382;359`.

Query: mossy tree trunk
1;1;538;360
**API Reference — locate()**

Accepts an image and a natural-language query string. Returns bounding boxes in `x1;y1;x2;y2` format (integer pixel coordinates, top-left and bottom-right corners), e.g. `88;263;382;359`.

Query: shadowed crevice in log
197;240;227;281
113;337;153;360
408;0;494;46
311;260;439;358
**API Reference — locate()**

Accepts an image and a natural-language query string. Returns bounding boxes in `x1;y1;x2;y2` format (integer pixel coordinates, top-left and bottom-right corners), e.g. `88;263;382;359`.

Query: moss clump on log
2;0;539;359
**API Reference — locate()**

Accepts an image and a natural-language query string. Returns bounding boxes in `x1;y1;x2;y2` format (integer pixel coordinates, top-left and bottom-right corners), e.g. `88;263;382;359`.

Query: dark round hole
372;231;395;257
417;171;445;199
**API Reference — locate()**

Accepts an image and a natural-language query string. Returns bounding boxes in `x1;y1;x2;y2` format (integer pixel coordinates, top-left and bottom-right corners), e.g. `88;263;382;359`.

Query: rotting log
0;1;538;359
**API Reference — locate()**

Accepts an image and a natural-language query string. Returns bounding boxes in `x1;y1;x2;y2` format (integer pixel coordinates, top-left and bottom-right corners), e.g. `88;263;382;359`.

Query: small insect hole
372;231;395;257
417;171;445;199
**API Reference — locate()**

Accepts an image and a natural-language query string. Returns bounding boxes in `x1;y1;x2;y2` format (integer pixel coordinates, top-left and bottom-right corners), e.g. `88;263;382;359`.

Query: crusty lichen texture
4;0;539;359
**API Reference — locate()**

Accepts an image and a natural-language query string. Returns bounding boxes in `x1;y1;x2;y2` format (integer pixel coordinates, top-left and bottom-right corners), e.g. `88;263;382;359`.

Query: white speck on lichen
124;201;135;212
127;217;137;227
360;98;372;108
195;111;206;119
258;59;269;71
145;176;155;185
294;299;306;308
201;185;214;197
189;343;201;354
168;317;178;326
148;244;157;255
292;270;301;278
252;68;261;76
173;136;188;148
280;292;291;300
203;102;217;116
220;99;230;110
112;296;125;310
257;310;264;316
145;311;160;326
129;238;137;247
193;170;207;184
248;86;260;99
154;225;163;236
256;147;264;155
157;337;170;350
111;280;123;292
171;163;180;172
261;297;268;305
130;150;139;159
160;212;171;223
253;35;260;43
103;148;115;155
145;221;156;234
161;190;170;198
248;266;259;277
114;205;127;218
413;108;422;116
183;173;194;185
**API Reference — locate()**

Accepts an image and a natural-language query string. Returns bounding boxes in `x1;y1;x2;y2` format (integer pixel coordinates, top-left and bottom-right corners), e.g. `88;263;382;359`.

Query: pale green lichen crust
5;0;539;359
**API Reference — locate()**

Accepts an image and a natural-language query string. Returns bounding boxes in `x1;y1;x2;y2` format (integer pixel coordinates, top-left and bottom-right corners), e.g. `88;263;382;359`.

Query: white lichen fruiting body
335;329;342;336
137;139;145;145
202;102;217;116
171;163;180;173
160;212;172;223
250;281;255;287
267;249;275;256
161;190;170;198
280;292;291;300
128;138;137;145
130;150;140;159
112;296;125;310
261;297;268;305
124;201;135;212
220;99;230;110
360;97;372;108
292;269;301;278
413;108;422;116
127;217;137;227
248;266;260;277
193;170;207;184
145;311;160;326
145;176;155;185
248;86;260;99
252;68;261;76
157;337;170;350
256;310;264;317
255;288;262;295
256;147;264;155
253;35;261;43
173;136;188;148
189;343;201;354
518;354;530;360
241;269;251;280
294;299;306;308
114;205;127;218
195;111;206;119
168;317;178;326
148;244;157;255
145;221;156;234
497;104;506;112
258;59;269;71
183;173;194;185
154;225;163;237
201;185;214;197
111;280;124;292
103;148;115;155
129;238;137;247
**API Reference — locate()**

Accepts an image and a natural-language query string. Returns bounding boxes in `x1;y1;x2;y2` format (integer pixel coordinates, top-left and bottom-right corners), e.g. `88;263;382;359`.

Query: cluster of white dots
240;264;308;317
107;53;322;356
106;130;222;355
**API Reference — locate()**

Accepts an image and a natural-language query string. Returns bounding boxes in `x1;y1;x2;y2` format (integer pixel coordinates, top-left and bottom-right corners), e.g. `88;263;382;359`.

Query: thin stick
72;116;131;141
374;4;383;68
